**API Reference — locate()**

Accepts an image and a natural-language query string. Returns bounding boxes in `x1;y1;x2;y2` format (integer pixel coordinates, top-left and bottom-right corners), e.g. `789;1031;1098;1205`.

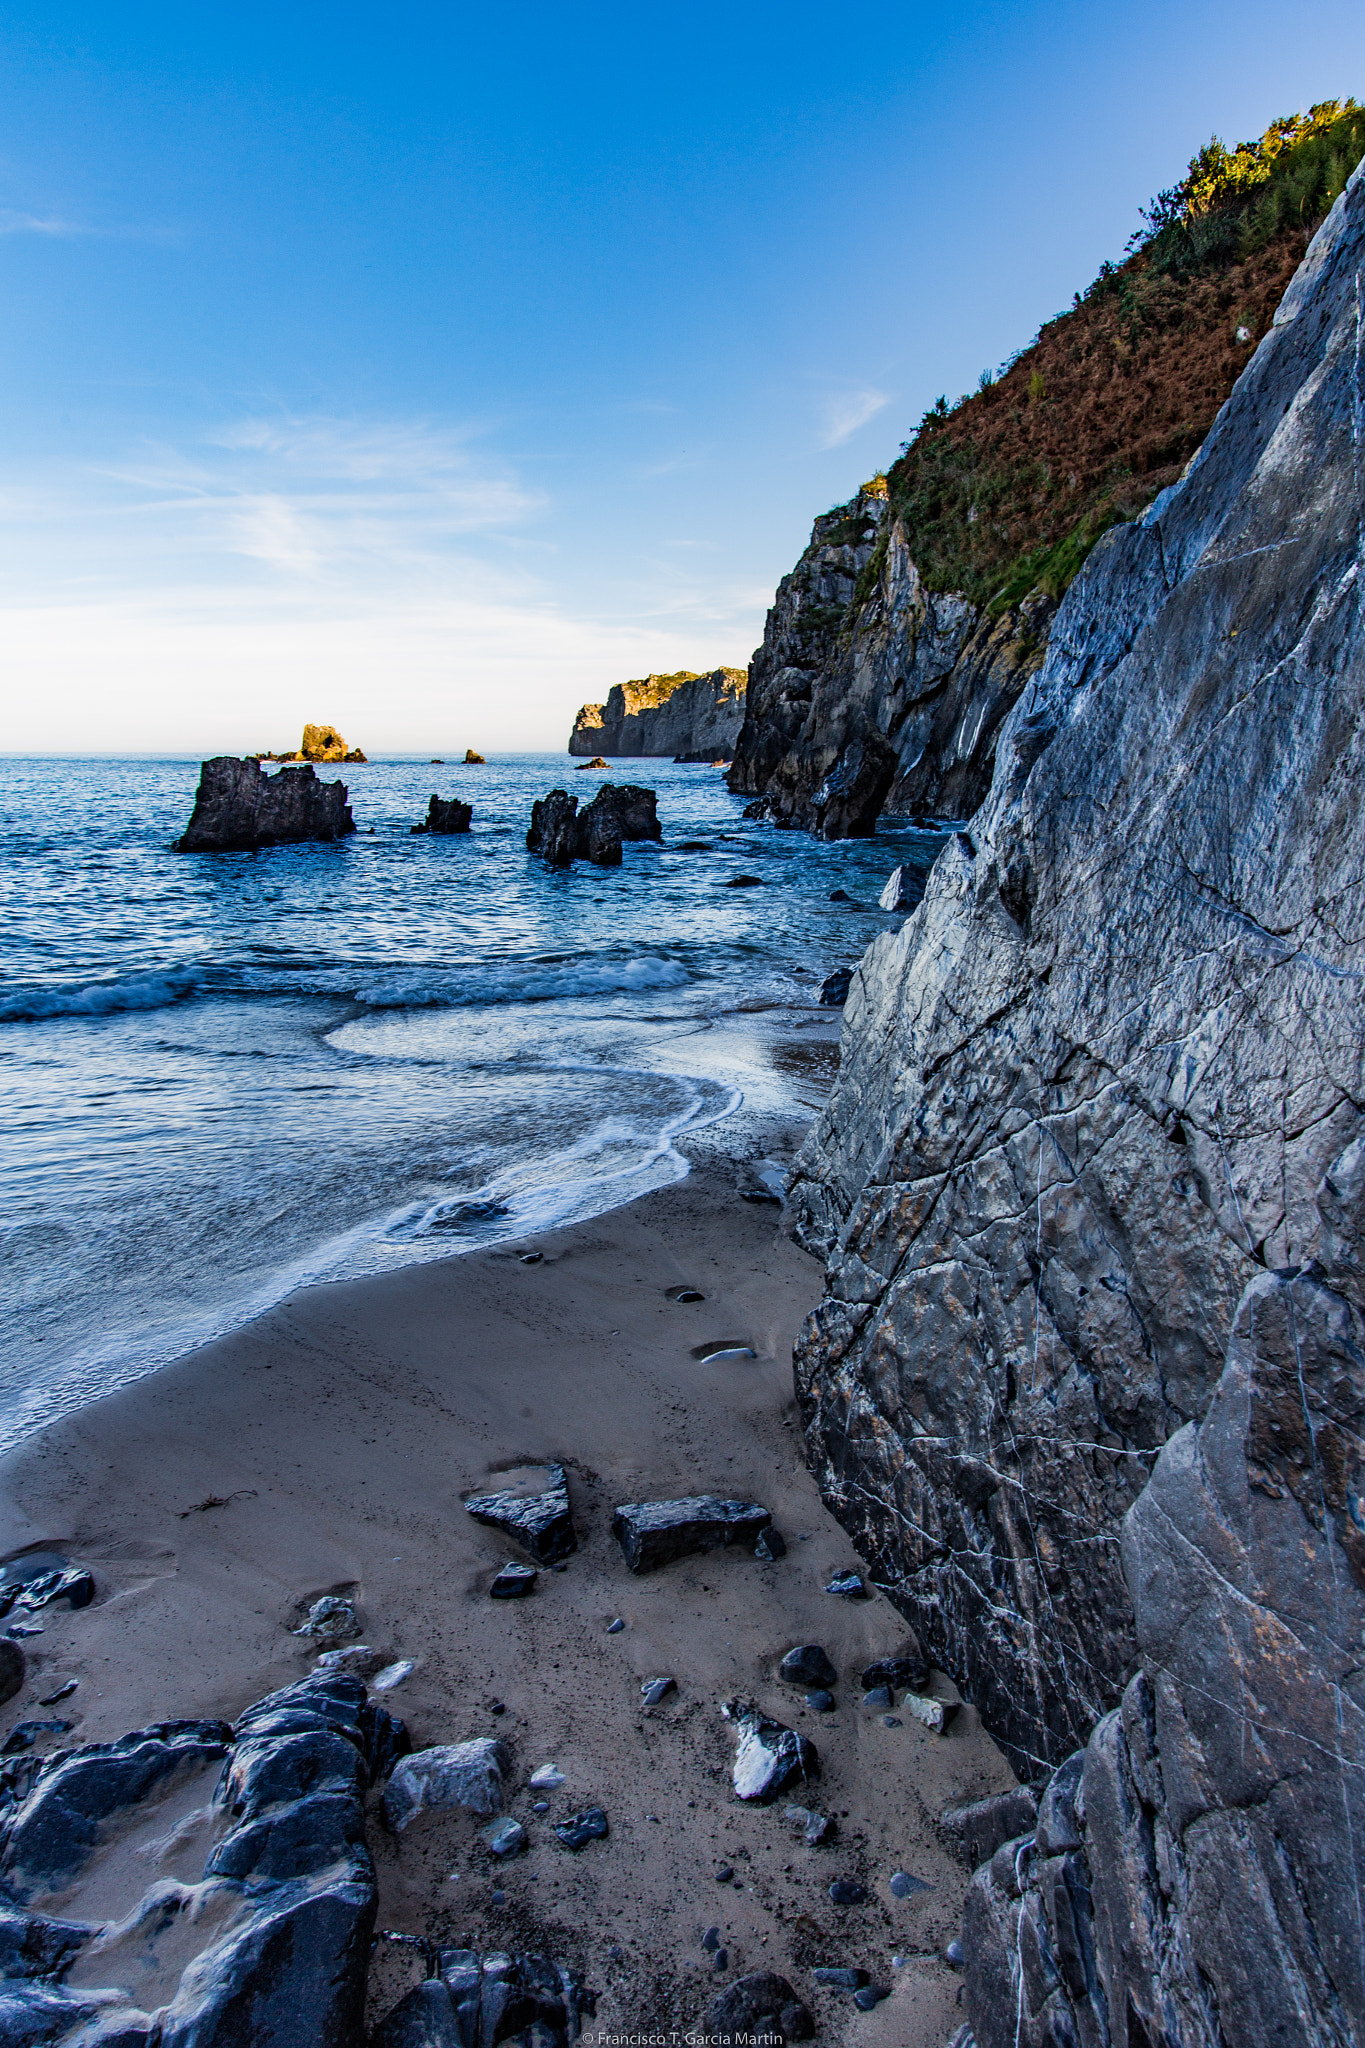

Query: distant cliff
569;668;746;758
730;102;1363;836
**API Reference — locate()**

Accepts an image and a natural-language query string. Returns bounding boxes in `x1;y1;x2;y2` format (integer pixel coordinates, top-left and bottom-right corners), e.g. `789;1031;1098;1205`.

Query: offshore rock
611;1497;771;1572
412;795;473;835
465;1462;577;1564
178;757;356;853
569;668;745;758
727;484;1052;836
960;1266;1365;2048
526;785;661;868
0;1671;404;2046
790;166;1365;1773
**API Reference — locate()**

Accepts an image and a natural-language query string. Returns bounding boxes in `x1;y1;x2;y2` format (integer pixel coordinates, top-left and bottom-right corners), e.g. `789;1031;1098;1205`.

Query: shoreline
0;1155;1013;2040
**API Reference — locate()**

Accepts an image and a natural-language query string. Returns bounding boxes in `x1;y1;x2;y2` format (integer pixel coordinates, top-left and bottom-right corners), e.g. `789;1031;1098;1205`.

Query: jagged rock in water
382;1738;510;1829
178;757;356;853
569;668;745;758
959;1264;1365;2048
878;864;918;911
411;795;473;835
464;749;485;764
372;1948;593;2046
727;483;1053;838
818;968;853;1007
611;1497;771;1572
0;1670;405;2045
464;1462;577;1564
788;167;1365;1774
526;785;660;868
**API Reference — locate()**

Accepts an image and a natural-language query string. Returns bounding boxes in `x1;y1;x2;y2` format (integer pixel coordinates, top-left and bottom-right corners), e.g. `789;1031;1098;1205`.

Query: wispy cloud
0;208;85;237
819;386;890;448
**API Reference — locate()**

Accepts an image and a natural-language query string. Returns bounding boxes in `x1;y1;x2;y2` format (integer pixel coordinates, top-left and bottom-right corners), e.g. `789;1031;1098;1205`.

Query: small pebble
854;1986;888;2011
530;1764;565;1789
490;1889;506;1905
892;1955;907;1968
702;1927;721;1952
490;1701;506;1716
532;1800;549;1813
607;1618;625;1634
754;1529;787;1561
890;1870;930;1899
825;1570;867;1599
946;1939;966;1968
829;1878;867;1906
554;1807;609;1851
713;1949;728;1972
641;1676;677;1705
813;1967;867;1989
862;1685;894;1709
805;1689;835;1713
715;1865;734;1883
38;1682;78;1706
481;1817;527;1858
490;1564;538;1600
518;1251;543;1264
882;1714;903;1727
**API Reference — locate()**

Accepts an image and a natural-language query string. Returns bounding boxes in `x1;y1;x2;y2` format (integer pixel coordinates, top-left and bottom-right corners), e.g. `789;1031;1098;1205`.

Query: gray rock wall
727;497;1053;837
788;164;1365;1777
961;1265;1365;2048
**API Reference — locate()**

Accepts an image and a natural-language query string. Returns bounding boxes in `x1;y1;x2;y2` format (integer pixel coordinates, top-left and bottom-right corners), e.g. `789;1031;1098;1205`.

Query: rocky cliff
787;148;1365;1814
569;668;746;758
731;104;1364;838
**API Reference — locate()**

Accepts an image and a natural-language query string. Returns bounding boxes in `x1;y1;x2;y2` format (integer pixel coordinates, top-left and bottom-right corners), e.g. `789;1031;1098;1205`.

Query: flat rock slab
730;1711;819;1804
612;1497;770;1573
465;1463;577;1565
383;1738;511;1830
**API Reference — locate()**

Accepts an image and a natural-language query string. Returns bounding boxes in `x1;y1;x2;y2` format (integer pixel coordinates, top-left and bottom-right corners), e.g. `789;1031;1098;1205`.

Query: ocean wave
349;955;692;1008
0;970;200;1023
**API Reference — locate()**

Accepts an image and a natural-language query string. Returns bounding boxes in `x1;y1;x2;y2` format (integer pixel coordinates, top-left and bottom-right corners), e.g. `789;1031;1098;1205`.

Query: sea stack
178;757;357;852
569;668;746;759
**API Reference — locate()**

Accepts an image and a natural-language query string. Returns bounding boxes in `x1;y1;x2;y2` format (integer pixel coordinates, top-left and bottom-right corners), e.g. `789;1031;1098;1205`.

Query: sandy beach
0;1155;1016;2043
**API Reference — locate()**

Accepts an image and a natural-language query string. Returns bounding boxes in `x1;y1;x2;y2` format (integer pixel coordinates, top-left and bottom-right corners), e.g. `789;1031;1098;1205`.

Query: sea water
0;754;949;1453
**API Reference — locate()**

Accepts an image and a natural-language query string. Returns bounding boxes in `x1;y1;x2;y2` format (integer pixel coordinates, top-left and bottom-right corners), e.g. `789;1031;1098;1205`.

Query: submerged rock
178;757;357;852
382;1738;511;1830
465;1463;577;1565
611;1497;771;1573
411;795;473;834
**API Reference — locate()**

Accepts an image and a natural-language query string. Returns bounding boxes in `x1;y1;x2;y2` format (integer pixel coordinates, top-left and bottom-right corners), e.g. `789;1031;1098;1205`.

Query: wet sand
0;1159;1014;2044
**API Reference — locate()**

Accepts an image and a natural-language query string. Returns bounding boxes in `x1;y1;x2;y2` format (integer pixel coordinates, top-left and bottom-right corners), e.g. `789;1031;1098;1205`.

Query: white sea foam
0;969;199;1022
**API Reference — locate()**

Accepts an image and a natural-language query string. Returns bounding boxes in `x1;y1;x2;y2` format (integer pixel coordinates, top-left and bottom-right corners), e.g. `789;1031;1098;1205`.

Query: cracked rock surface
789;163;1365;1777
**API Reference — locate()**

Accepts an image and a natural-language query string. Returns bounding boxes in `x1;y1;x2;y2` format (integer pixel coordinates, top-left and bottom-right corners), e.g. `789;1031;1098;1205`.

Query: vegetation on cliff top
873;100;1364;615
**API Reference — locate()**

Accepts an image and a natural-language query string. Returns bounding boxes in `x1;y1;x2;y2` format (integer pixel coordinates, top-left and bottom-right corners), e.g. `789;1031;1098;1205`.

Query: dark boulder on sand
178;757;356;852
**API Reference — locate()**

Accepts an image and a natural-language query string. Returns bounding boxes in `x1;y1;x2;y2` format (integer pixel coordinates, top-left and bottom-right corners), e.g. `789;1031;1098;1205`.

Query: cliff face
787;161;1365;1787
728;489;1054;833
569;668;746;758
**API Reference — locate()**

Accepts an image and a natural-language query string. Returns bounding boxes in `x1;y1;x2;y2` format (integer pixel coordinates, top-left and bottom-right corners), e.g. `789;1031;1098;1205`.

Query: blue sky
2;0;1362;753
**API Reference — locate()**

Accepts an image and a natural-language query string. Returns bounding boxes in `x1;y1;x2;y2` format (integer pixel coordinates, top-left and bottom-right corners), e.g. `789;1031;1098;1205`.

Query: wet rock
375;1949;593;2048
527;784;660;869
382;1738;510;1830
828;1878;867;1906
465;1462;577;1566
824;1570;866;1598
726;1705;819;1803
778;1645;837;1690
411;795;473;835
818;968;853;1007
940;1787;1040;1870
754;1529;787;1561
526;789;580;865
178;757;357;852
490;1564;538;1600
611;1497;770;1573
706;1971;814;2046
0;1640;24;1707
813;1966;867;1988
640;1677;676;1705
860;1654;929;1693
481;1818;527;1858
292;1594;360;1642
553;1807;608;1851
903;1692;956;1735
